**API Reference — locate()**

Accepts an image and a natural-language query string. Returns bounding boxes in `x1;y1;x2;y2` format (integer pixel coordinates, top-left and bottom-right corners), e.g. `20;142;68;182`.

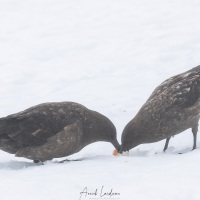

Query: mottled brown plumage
0;102;120;162
120;66;200;153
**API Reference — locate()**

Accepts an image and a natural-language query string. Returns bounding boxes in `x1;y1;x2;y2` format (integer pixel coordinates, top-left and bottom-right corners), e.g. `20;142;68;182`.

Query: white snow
0;0;200;200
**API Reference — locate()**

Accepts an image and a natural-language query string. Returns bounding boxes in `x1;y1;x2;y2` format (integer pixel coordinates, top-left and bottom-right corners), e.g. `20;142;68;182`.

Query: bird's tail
0;118;8;134
0;139;20;154
0;118;20;154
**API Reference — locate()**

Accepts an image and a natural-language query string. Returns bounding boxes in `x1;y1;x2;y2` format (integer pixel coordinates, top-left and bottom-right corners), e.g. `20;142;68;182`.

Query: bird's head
89;111;121;152
118;120;140;154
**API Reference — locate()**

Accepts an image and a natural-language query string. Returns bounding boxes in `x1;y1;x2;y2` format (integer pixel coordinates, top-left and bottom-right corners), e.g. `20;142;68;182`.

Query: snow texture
0;0;200;200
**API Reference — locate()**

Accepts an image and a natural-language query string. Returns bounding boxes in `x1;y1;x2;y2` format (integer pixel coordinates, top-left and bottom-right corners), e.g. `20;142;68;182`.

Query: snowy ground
0;0;200;199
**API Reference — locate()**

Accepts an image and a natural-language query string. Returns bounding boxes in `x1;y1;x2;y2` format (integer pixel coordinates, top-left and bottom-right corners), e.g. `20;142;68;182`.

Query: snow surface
0;0;200;199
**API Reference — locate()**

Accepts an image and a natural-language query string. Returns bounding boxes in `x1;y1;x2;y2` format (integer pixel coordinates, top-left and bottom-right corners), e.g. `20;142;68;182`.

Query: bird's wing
0;108;75;147
147;65;200;102
15;120;84;160
171;76;200;109
140;67;200;115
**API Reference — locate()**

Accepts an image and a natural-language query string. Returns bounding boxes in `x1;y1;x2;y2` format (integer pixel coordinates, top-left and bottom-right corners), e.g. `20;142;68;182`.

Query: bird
119;66;200;154
0;102;120;163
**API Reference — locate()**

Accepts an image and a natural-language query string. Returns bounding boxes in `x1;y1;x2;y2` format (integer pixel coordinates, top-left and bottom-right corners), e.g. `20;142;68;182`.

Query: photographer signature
79;186;120;200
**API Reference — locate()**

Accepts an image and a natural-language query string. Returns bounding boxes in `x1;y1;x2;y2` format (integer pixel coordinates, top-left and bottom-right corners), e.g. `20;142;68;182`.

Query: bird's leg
192;123;198;150
163;137;171;152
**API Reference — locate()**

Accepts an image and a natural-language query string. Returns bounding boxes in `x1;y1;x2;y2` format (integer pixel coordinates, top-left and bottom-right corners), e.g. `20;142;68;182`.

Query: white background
0;0;200;199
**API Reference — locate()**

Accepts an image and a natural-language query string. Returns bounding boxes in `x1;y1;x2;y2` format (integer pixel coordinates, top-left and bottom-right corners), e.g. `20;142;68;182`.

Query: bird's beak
112;139;121;152
118;146;129;156
118;146;123;154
